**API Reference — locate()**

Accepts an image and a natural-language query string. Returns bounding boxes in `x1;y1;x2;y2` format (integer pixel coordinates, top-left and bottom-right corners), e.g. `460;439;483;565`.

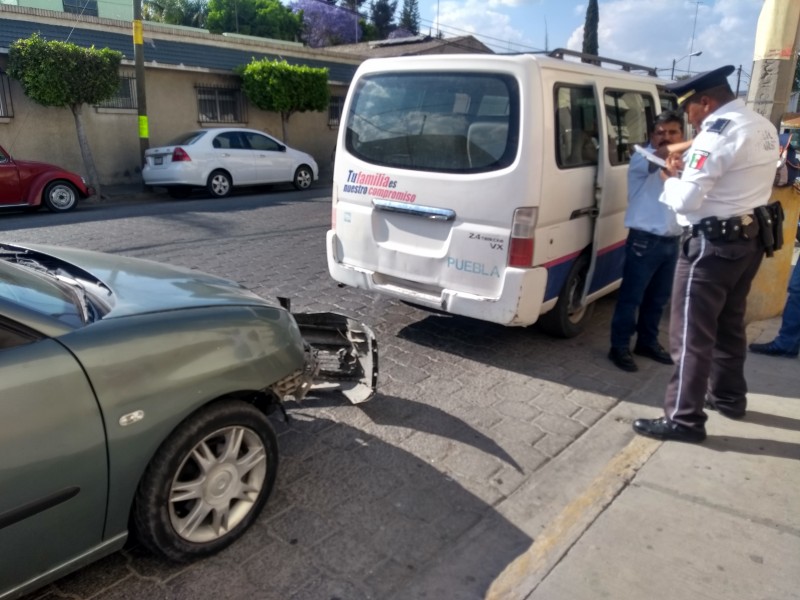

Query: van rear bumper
327;231;547;326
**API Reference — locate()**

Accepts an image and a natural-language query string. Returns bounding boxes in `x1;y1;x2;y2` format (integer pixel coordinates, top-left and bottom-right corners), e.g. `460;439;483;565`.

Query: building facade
0;5;360;185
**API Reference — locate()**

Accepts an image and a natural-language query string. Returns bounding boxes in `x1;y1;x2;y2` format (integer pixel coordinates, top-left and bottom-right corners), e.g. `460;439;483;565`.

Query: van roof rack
547;48;658;77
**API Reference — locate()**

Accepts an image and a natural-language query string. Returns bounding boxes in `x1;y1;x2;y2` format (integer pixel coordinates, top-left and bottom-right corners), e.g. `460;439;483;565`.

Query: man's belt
690;214;757;241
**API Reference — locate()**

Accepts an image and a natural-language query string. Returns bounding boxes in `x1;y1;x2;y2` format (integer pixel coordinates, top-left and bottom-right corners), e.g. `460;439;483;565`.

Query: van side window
555;86;599;168
345;73;519;173
604;90;656;166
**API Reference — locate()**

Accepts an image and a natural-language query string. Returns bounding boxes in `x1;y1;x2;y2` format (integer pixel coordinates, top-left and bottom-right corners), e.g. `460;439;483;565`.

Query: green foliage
239;59;329;117
370;0;397;39
8;33;122;107
794;56;800;93
143;0;208;28
360;19;379;42
581;0;599;59
207;0;301;40
398;0;419;35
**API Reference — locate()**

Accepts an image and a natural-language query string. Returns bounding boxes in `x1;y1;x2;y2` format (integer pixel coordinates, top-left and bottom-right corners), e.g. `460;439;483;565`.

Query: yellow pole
745;0;800;322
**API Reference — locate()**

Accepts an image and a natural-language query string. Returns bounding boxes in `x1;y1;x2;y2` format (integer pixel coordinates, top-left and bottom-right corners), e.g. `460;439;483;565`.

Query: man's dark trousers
664;232;764;430
610;229;679;350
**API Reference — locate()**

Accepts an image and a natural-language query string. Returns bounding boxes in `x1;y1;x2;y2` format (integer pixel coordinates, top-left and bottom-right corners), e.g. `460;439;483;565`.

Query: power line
417;16;543;53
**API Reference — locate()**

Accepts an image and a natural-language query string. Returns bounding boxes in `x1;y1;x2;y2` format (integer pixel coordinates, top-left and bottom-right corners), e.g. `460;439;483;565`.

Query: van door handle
372;199;455;221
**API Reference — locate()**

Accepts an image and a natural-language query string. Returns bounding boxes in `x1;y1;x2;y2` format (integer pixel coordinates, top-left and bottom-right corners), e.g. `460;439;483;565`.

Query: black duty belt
690;214;757;241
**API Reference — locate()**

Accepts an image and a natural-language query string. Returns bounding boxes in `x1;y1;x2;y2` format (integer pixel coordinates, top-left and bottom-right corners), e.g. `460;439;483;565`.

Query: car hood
6;243;272;318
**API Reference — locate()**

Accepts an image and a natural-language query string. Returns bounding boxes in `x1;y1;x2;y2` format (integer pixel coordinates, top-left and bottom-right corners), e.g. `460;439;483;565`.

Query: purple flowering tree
290;0;361;47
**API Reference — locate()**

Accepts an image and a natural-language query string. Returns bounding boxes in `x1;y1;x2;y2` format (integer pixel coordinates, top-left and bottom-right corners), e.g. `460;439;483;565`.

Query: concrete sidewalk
487;315;800;600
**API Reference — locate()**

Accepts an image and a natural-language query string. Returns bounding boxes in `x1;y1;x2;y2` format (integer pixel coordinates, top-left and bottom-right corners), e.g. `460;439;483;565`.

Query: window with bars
0;71;13;118
96;76;137;109
328;95;344;128
196;86;246;124
62;0;98;16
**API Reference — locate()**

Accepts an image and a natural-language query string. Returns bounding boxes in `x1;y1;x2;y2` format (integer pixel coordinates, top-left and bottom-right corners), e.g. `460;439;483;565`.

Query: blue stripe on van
542;240;626;302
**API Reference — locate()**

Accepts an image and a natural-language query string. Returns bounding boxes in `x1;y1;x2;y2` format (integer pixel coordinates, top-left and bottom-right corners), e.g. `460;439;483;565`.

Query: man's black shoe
633;417;706;443
608;347;638;372
748;341;799;358
633;343;674;365
704;398;746;420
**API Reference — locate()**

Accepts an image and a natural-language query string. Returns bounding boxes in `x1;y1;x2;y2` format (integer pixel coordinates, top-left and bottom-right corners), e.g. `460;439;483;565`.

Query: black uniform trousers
663;230;764;430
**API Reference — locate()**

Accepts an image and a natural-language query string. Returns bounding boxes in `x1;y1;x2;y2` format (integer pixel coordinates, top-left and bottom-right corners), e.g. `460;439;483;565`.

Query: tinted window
168;131;208;146
245;133;282;151
604;90;655;165
345;72;519;173
555;85;599;168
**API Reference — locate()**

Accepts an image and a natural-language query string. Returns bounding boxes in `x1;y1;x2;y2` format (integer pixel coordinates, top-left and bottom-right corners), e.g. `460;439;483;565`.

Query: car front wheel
133;400;278;561
43;181;78;212
293;165;313;190
207;170;233;198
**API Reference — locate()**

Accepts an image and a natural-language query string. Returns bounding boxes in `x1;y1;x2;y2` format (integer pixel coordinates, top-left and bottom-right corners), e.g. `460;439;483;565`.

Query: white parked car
142;128;319;198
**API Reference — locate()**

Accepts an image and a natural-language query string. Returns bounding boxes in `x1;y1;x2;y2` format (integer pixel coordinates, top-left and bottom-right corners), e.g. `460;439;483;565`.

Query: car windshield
0;261;84;327
167;131;208;146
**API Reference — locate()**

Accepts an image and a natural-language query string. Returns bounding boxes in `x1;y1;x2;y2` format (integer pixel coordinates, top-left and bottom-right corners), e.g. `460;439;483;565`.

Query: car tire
132;400;278;562
293;165;313;190
43;181;78;212
538;253;595;338
167;186;193;199
207;170;233;198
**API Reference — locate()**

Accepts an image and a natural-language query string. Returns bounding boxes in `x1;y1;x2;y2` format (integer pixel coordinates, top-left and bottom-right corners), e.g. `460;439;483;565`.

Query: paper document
633;144;667;169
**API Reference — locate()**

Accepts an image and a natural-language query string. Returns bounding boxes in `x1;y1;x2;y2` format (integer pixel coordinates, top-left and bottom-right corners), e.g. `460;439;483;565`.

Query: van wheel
538;254;595;338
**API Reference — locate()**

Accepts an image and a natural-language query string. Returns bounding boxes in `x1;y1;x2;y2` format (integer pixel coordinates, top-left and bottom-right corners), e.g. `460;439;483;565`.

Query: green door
0;334;107;594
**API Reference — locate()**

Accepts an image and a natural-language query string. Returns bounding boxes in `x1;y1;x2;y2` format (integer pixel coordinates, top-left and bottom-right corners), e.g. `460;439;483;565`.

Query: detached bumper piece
293;312;378;404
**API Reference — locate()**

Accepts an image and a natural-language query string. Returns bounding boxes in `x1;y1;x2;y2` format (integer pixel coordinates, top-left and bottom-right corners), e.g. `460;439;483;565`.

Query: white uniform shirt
659;99;778;226
625;145;683;236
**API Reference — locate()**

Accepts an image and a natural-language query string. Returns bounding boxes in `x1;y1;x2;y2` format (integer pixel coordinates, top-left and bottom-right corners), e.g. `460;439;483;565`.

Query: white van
326;50;675;337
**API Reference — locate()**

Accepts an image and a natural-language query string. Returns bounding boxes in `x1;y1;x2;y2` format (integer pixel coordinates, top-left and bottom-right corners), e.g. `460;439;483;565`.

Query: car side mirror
278;144;286;152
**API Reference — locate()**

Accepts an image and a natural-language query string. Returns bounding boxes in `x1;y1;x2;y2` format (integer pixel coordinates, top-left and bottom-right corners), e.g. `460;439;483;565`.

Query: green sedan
0;242;376;599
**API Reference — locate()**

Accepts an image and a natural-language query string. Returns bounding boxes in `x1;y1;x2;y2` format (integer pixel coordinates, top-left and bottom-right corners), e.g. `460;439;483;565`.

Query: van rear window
345;72;519;173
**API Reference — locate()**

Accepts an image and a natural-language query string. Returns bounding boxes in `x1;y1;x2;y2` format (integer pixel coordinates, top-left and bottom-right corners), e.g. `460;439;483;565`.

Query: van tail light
508;207;538;267
171;147;191;162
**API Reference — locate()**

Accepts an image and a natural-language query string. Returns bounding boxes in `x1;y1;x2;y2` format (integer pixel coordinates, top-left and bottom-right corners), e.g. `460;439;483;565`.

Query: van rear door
330;68;526;309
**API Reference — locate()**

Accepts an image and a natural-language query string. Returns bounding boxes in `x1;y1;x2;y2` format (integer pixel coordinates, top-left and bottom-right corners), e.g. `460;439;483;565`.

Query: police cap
665;65;735;106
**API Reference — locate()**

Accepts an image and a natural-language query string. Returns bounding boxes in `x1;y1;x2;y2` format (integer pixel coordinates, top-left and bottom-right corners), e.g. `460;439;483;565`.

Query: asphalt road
2;188;667;600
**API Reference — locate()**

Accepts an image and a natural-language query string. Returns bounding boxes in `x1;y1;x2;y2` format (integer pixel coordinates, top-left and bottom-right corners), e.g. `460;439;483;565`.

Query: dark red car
0;144;95;213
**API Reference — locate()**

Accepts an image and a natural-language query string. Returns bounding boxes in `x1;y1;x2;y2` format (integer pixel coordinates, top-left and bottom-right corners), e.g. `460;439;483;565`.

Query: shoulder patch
688;150;710;170
706;118;731;134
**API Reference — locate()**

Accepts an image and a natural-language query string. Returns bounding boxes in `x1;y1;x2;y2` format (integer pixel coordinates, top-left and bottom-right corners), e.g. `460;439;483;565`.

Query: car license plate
154;157;163;165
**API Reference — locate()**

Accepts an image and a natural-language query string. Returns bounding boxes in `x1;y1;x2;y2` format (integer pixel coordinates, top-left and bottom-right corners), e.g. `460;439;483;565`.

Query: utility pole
746;0;800;128
132;0;149;170
687;2;704;73
736;65;742;96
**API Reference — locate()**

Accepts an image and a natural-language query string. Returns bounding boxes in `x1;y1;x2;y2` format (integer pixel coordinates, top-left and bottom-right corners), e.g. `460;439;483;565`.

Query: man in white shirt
609;112;685;372
633;65;779;443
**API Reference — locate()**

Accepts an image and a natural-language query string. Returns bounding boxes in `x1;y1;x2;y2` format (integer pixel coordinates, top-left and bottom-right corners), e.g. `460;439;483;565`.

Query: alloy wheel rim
168;426;267;543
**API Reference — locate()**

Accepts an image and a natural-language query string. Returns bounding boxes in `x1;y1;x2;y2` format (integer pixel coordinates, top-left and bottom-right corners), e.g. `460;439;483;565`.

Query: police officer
633;65;779;443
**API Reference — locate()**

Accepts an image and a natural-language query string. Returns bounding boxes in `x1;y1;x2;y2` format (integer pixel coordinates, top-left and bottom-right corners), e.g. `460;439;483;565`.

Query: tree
143;0;208;28
794;55;800;92
8;34;121;200
207;0;302;41
398;0;419;35
238;59;329;141
369;0;397;39
581;0;599;62
291;0;361;47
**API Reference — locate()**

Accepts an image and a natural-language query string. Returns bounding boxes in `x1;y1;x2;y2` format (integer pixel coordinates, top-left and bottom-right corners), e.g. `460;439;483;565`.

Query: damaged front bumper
272;303;378;404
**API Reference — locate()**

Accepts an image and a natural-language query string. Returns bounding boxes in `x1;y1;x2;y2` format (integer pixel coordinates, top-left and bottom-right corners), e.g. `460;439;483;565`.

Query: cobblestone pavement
2;189;667;600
